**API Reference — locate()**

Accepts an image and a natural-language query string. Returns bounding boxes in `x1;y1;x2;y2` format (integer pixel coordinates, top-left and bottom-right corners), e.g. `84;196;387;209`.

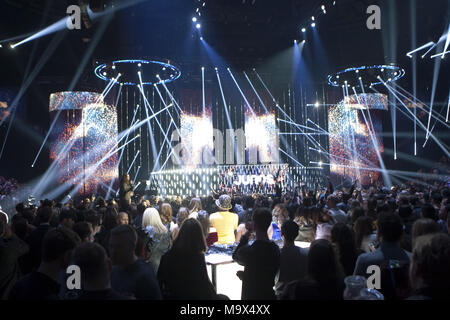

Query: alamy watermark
66;5;82;30
366;5;381;30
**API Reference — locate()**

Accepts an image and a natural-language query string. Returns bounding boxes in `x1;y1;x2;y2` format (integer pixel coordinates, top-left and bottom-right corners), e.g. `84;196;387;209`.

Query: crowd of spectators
0;172;449;300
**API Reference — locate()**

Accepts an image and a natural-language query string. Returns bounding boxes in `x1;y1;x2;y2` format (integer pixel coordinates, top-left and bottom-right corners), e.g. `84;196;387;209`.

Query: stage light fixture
138;63;142;67
381;68;384;72
312;16;315;21
294;40;297;44
112;65;116;69
311;23;316;27
315;102;319;107
196;23;201;29
215;67;218;71
301;28;306;33
200;36;203;40
0;44;2;48
192;17;197;22
9;43;15;49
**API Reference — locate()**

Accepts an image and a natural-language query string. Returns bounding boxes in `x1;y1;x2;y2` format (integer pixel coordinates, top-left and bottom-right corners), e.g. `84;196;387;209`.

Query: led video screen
244;112;279;164
49;92;119;195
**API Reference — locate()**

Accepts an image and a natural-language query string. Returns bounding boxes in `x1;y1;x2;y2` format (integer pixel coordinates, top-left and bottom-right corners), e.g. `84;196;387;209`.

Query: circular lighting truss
327;65;405;89
94;59;181;86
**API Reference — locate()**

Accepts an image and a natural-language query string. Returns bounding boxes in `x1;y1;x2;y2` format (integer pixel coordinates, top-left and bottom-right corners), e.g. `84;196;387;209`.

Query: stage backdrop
328;93;387;186
49;92;119;196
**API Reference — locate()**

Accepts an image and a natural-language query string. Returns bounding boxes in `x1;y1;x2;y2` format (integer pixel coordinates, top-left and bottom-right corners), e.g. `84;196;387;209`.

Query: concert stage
148;164;324;198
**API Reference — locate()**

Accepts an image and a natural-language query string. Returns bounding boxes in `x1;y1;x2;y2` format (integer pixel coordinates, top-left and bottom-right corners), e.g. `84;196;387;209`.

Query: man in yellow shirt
209;195;238;244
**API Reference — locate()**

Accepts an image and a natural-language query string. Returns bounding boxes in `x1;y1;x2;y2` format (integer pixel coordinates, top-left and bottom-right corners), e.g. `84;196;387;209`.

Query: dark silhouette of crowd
1;173;449;300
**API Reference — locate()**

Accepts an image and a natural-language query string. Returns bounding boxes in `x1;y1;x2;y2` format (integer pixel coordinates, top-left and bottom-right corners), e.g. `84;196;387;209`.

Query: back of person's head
351;207;365;223
41;228;80;265
367;198;377;211
398;205;413;219
137;202;147;216
142;207;167;233
377;212;403;243
172;218;206;254
244;196;255;210
109;225;137;266
421;204;437;221
160;203;173;225
73;242;111;289
196;210;210;238
410;233;450;293
72;222;93;243
15;202;25;214
411;218;441;248
103;207;119;230
307;239;340;282
252;207;272;232
281;220;299;243
84;210;101;228
331;223;355;247
59;207;77;223
354;216;374;248
37;206;53;224
176;207;189;226
188;198;202;213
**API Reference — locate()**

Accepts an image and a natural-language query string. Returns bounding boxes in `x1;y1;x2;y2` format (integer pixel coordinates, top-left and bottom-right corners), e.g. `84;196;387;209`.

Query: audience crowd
0;173;449;300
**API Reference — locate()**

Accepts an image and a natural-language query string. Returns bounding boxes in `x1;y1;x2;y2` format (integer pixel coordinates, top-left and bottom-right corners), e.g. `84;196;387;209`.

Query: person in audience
73;242;133;300
326;195;347;224
411;218;441;249
160;203;176;232
294;206;314;242
25;206;54;272
282;239;345;300
354;212;411;277
210;195;238;245
233;207;280;300
72;222;93;243
268;204;289;241
157;219;219;299
0;212;29;299
95;207;118;255
331;223;362;276
9;228;80;300
116;212;129;226
109;225;161;300
313;207;334;241
354;216;377;253
407;234;450;300
58;207;77;229
196;210;218;247
141;207;171;274
421;204;437;221
171;207;189;241
275;220;308;298
188;197;203;219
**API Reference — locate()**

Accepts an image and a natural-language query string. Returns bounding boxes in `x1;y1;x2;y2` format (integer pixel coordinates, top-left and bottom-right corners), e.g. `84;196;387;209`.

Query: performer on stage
119;173;134;210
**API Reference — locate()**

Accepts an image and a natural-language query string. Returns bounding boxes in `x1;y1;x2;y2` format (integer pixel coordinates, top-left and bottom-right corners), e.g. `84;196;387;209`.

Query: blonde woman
268;204;289;241
142;208;171;274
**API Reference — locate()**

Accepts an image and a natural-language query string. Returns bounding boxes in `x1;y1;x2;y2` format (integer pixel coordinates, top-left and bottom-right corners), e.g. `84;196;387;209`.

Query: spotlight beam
388;84;449;127
406;41;435;57
0;32;66;161
202;67;206;116
352;87;392;187
379;81;450;157
215;69;233;130
279;148;305;167
127;151;141;174
227;68;256;116
243;71;270;114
